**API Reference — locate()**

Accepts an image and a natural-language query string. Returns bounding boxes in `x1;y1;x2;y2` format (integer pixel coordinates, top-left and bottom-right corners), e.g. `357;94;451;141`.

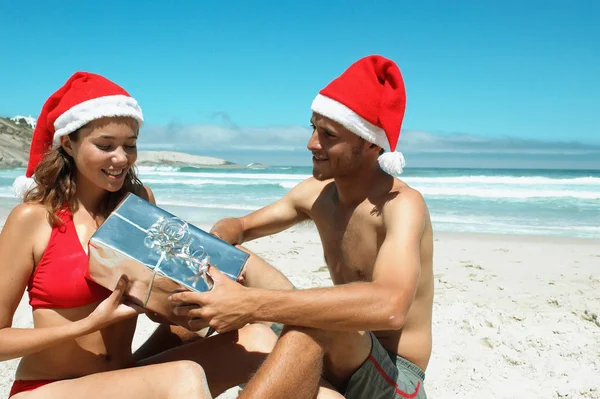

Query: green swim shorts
344;332;427;398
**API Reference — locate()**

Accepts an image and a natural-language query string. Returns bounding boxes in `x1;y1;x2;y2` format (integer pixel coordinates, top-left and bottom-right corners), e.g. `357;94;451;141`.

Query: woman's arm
0;204;138;361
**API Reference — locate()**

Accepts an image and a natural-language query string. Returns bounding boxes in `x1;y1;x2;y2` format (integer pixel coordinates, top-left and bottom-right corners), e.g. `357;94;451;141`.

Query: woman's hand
86;275;142;331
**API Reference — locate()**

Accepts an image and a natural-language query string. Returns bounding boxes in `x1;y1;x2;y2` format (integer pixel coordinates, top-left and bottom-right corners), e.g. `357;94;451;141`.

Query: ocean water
0;166;598;239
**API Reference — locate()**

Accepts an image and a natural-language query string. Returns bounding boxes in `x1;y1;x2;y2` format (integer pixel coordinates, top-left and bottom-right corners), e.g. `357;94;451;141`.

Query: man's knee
284;327;369;351
237;323;279;354
234;244;253;254
283;327;371;377
238;247;276;274
237;247;295;291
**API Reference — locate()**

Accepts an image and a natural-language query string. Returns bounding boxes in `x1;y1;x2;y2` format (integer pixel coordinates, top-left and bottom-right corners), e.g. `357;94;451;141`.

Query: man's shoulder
296;176;332;189
393;180;426;203
289;176;332;198
283;177;334;215
383;180;428;219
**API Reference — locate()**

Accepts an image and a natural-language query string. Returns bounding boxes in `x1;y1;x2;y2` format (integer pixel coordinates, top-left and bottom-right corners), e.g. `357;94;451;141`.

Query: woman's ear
61;135;74;157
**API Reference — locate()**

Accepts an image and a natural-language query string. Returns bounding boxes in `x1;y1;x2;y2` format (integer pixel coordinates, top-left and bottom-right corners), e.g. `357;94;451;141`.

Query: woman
0;72;268;398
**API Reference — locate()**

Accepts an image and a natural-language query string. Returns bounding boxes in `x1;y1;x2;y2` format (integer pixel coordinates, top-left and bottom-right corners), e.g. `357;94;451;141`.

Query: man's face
307;113;373;181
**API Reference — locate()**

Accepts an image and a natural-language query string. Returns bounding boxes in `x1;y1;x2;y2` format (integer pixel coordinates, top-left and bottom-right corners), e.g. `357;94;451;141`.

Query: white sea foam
139;175;598;199
137;167;600;186
138;170;311;181
419;187;599;200
403;175;600;186
158;200;259;211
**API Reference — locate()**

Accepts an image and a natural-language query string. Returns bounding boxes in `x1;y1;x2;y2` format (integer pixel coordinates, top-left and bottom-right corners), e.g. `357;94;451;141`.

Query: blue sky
1;0;598;168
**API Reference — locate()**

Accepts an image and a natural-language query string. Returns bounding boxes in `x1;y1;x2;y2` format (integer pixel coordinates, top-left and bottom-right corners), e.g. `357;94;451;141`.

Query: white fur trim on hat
53;94;144;147
311;94;390;151
13;175;36;199
378;151;405;175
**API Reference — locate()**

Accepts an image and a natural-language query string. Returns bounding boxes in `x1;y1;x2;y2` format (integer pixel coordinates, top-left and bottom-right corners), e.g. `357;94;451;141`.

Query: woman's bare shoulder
0;203;49;255
5;202;48;227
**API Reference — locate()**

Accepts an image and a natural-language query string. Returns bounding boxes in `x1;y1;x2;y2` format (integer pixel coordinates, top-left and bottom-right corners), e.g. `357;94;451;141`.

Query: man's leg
236;246;294;334
239;326;371;398
238;327;323;398
265;329;427;399
239;327;345;399
237;245;295;290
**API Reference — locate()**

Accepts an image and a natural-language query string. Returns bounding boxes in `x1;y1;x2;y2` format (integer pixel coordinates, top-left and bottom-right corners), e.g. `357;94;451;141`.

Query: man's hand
168;266;257;333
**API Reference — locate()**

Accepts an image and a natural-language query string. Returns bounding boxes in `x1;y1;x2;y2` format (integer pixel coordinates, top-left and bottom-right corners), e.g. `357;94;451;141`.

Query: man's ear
368;142;383;154
61;135;74;157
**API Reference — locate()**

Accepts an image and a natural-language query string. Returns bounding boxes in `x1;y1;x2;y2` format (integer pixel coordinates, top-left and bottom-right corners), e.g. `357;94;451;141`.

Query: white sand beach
0;210;599;398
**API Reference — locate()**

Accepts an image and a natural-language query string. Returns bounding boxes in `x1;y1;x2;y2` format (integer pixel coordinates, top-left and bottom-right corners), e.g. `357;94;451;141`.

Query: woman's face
62;116;139;193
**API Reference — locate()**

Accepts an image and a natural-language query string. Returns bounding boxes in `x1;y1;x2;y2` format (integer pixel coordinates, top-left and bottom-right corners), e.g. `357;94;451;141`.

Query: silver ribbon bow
143;216;212;289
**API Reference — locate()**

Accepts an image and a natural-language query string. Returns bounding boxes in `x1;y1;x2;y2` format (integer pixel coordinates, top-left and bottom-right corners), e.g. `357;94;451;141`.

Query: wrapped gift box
87;193;249;329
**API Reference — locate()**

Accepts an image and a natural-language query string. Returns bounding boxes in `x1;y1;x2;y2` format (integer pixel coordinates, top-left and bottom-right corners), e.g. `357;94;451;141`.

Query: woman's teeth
104;169;124;176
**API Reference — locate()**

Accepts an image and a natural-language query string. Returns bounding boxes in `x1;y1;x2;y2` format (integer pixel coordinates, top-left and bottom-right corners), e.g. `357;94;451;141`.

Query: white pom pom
13;175;36;199
378;151;406;175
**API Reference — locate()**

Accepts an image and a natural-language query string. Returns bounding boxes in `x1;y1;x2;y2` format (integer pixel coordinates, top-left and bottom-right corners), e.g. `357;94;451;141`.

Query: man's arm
173;188;427;333
210;178;315;245
249;189;426;331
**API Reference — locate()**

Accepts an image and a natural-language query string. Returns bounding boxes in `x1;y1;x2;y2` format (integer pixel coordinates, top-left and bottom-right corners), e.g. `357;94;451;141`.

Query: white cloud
138;120;599;156
140;123;311;151
397;130;600;155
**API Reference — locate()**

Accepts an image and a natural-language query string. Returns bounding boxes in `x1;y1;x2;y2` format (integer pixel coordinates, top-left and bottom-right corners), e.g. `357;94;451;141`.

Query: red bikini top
27;208;111;309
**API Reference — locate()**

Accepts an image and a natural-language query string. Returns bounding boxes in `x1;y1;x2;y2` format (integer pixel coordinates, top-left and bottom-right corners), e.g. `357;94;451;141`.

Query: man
170;55;434;398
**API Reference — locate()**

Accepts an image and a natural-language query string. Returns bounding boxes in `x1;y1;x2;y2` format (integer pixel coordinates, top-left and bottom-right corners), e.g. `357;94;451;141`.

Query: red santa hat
310;55;407;175
13;71;144;198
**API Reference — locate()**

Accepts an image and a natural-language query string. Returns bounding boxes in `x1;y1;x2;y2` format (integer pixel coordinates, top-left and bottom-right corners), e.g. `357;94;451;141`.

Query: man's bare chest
312;207;383;285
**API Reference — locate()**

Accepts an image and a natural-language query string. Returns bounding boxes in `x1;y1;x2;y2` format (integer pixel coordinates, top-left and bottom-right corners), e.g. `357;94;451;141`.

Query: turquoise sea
1;166;598;239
